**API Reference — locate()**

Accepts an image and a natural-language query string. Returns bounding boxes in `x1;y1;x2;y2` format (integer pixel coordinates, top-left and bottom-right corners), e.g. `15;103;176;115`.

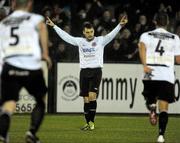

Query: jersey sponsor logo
82;48;95;53
4;46;34;58
82;48;96;59
3;15;31;26
147;55;173;66
148;32;174;40
83;54;95;58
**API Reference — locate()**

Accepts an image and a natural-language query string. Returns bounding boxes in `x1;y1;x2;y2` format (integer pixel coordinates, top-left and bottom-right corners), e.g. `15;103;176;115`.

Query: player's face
83;28;95;41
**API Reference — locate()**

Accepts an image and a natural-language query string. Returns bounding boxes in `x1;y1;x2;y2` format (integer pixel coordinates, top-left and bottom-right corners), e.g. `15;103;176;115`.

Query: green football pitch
10;114;180;143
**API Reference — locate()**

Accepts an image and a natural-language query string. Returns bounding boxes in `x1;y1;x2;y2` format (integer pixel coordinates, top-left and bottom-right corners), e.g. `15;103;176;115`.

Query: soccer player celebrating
0;0;52;143
46;15;128;130
138;12;180;143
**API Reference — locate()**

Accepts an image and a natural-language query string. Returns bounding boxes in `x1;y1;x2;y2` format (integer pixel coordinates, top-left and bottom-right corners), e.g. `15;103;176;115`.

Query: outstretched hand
119;15;128;26
46;17;55;27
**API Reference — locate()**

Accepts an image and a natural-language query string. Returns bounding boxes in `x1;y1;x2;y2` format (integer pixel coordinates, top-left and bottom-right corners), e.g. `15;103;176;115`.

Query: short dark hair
83;21;93;30
153;12;169;27
16;0;31;8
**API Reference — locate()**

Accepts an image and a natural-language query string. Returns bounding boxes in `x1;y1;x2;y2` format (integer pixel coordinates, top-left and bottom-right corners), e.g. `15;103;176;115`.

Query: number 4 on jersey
155;40;164;56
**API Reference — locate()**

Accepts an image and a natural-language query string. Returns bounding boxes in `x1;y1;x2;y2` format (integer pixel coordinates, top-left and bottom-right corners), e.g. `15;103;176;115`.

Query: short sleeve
139;33;149;46
31;14;44;26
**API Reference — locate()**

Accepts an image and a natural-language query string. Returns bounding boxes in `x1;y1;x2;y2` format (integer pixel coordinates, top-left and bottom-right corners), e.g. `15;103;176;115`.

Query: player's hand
46;17;55;27
119;15;128;26
143;65;153;73
42;54;52;69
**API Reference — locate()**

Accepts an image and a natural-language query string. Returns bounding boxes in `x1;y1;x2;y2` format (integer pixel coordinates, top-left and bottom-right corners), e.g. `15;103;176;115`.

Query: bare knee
158;100;168;112
2;100;16;114
83;97;89;103
89;92;97;101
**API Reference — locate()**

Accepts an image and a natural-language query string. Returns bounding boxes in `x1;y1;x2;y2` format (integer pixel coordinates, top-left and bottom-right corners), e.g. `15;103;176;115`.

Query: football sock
159;111;168;135
89;100;97;122
0;111;11;138
145;98;156;111
84;103;90;123
30;100;45;135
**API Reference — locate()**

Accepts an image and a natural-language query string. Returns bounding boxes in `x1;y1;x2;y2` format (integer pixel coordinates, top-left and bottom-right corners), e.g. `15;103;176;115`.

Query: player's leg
88;68;102;130
0;63;21;143
142;80;157;125
88;92;97;130
83;97;90;123
157;100;168;143
27;95;46;135
0;101;16;143
25;96;46;143
79;69;90;130
24;69;47;143
157;81;174;143
80;97;90;131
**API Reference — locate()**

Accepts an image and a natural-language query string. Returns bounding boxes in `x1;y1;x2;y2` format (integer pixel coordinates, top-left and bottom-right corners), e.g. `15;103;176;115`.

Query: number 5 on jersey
10;26;19;46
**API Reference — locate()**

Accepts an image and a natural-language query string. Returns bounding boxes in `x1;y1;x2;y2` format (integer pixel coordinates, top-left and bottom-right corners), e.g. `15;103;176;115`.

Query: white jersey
139;28;180;83
0;10;44;70
53;24;121;68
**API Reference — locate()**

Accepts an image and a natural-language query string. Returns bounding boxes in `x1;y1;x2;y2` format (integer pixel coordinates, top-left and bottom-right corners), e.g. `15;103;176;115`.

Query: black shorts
0;63;47;103
142;80;175;104
79;68;102;97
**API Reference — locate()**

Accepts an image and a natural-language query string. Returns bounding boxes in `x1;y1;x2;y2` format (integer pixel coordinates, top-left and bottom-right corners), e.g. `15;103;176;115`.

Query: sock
84;103;90;123
145;97;156;111
0;111;11;138
30;100;45;135
159;111;168;135
89;100;97;122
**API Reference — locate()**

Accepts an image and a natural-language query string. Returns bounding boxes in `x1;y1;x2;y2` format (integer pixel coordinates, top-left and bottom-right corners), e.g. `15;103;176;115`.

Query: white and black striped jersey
139;28;180;83
53;24;121;69
0;10;44;70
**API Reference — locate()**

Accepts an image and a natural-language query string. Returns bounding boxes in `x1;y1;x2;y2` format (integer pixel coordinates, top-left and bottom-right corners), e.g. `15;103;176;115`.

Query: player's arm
175;36;180;64
175;56;180;64
46;17;78;46
102;16;128;46
138;42;152;73
38;21;52;69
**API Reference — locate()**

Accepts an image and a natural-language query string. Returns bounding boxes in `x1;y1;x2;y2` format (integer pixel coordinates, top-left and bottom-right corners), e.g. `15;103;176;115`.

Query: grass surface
9;114;180;143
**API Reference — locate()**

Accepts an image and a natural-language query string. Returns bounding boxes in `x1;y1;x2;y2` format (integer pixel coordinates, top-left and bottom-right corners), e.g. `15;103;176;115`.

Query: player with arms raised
46;15;128;131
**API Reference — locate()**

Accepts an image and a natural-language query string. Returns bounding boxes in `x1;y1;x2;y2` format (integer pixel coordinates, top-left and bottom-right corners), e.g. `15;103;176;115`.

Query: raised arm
46;17;79;46
102;16;128;46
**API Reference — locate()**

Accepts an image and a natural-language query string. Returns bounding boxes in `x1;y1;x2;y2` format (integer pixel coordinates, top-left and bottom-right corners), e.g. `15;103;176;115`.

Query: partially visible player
46;16;128;131
0;7;7;21
0;0;52;143
138;12;180;143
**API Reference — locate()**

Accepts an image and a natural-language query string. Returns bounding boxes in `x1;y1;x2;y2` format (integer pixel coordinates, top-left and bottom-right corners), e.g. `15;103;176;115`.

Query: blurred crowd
1;0;180;63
